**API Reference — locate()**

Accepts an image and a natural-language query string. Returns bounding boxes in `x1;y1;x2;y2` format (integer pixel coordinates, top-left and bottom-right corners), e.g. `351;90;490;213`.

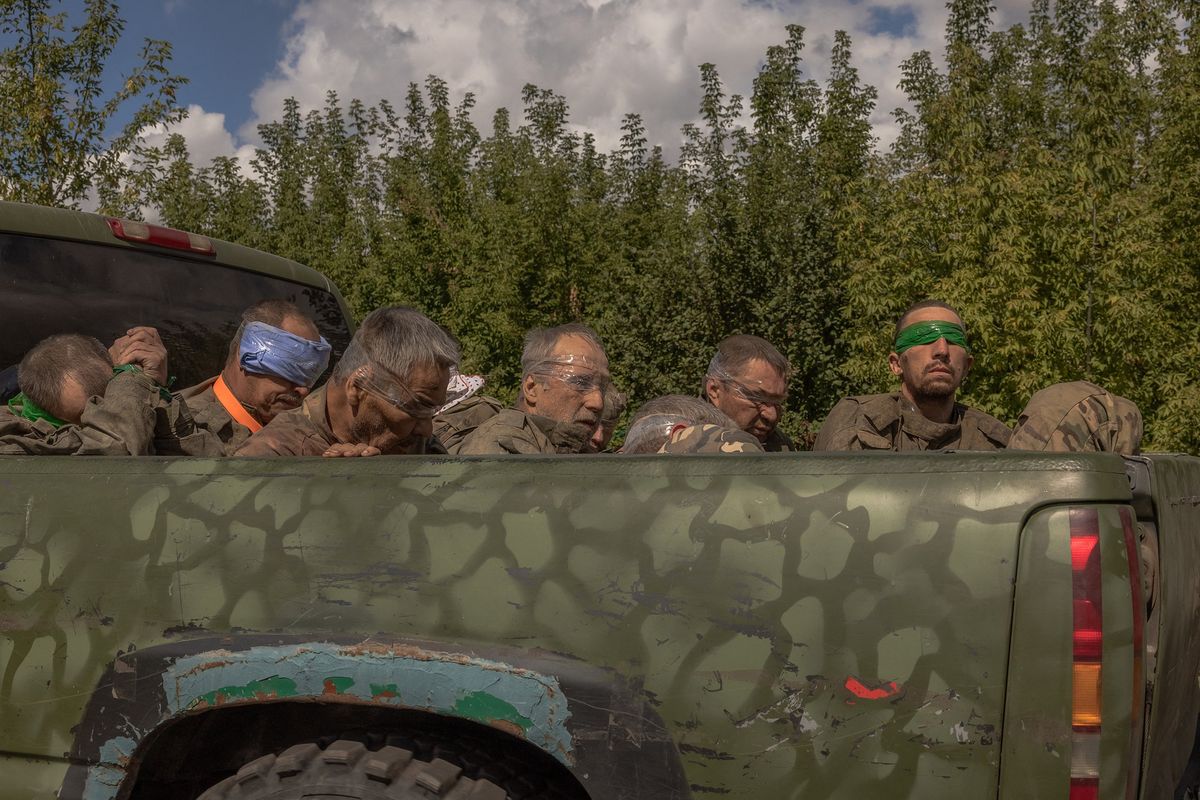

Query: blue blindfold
239;321;331;387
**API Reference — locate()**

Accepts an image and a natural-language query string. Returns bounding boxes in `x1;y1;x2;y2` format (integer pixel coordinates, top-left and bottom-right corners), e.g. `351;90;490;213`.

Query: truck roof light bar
105;217;215;256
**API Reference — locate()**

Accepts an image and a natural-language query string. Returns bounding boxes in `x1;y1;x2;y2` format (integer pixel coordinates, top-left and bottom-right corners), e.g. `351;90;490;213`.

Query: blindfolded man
235;306;458;458
179;300;331;454
814;300;1010;451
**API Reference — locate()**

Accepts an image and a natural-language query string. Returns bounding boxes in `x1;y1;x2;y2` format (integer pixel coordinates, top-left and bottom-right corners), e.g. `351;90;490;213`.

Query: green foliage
840;0;1198;451
0;0;185;207
14;0;1200;451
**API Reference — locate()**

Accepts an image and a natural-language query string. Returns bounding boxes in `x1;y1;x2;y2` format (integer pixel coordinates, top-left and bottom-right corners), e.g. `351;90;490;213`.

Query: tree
0;0;186;207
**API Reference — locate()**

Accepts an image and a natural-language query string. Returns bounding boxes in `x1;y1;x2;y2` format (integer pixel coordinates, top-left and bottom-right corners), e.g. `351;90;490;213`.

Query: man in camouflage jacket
814;300;1010;452
1009;381;1142;455
455;323;609;456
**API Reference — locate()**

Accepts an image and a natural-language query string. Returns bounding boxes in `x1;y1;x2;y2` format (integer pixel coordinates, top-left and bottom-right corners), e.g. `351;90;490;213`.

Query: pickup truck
1;200;1198;800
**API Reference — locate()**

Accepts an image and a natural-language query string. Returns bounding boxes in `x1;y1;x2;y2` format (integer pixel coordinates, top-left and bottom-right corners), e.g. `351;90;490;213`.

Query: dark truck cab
0;201;1198;800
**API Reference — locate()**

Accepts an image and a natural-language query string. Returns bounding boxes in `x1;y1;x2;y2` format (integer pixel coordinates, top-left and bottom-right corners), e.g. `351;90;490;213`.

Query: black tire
198;739;508;799
375;727;585;800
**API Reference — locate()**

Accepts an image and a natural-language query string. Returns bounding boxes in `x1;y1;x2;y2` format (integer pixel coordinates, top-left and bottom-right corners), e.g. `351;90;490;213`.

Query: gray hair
520;323;606;376
18;334;113;417
622;395;734;454
703;334;790;393
226;299;319;363
332;306;460;382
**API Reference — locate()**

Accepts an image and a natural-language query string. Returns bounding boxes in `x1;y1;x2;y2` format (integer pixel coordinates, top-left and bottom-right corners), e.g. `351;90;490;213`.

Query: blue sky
71;0;294;135
50;0;1025;165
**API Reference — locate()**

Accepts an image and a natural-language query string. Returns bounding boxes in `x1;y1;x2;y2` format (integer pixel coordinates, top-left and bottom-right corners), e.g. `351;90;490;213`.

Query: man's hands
322;442;382;458
109;327;169;386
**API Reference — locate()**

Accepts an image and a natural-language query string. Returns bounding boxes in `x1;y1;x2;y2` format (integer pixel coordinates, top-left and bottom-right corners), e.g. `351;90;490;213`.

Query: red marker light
106;217;215;255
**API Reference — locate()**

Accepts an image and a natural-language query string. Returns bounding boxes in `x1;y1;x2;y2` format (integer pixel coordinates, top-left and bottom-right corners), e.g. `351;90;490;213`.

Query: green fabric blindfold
7;392;66;428
894;320;970;354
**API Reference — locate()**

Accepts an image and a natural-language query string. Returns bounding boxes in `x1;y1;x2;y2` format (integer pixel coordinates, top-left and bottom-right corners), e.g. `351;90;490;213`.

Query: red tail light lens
1070;508;1102;796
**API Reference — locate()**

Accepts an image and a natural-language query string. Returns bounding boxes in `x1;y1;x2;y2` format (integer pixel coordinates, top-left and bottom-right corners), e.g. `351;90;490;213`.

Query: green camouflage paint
0;450;1188;800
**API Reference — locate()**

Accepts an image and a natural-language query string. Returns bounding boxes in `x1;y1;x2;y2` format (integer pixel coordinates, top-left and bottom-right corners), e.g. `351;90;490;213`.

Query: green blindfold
894;320;971;354
7;392;66;428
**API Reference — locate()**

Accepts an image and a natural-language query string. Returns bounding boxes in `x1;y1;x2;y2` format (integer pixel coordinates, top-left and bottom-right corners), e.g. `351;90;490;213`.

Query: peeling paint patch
82;736;137;800
453;690;533;731
163;642;572;764
844;675;904;702
194;675;298;706
323;676;354;695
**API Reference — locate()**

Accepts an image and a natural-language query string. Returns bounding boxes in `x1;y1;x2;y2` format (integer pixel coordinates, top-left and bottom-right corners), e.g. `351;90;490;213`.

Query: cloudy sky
83;0;1030;167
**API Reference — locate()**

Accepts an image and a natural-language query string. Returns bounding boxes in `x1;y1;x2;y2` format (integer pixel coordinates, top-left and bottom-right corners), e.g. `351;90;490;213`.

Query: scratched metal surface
0;452;1134;798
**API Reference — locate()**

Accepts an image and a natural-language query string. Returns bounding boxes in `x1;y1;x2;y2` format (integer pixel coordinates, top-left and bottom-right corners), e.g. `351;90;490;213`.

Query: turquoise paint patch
164;643;572;764
82;736;137;800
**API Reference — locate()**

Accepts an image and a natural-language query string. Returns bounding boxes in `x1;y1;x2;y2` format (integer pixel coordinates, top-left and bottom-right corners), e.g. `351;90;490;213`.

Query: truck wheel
198;739;508;799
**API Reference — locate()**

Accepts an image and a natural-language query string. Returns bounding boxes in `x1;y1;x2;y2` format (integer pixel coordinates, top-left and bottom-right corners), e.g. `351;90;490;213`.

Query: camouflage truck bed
0;451;1196;800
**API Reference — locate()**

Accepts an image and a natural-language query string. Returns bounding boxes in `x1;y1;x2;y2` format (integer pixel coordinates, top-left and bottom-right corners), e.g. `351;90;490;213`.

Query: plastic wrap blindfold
894;320;970;354
239;321;331;387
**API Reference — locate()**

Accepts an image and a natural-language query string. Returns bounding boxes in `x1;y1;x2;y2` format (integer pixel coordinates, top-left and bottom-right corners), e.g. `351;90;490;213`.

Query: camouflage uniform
658;424;766;454
234;386;447;457
177;376;255;454
455;408;592;455
1009;381;1142;455
0;369;219;456
433;395;505;454
814;392;1010;452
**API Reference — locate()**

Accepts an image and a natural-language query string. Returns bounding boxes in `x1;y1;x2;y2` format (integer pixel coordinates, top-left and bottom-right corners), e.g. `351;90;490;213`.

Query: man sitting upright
180;299;330;454
455;323;609;455
814;299;1010;451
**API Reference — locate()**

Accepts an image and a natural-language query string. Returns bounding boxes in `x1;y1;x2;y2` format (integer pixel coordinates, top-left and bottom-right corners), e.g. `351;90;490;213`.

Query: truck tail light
1070;508;1102;800
1119;507;1145;800
105;217;215;255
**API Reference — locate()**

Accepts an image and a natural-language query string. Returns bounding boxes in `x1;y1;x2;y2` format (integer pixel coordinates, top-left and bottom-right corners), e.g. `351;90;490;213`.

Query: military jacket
235;386;446;457
813;392;1010;452
1008;381;1142;455
455;408;592;455
0;369;219;456
178;376;255;454
434;395;505;454
659;424;765;454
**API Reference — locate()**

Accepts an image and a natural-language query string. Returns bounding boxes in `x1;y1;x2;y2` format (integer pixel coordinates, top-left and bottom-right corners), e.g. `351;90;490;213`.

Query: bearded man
814;300;1010;451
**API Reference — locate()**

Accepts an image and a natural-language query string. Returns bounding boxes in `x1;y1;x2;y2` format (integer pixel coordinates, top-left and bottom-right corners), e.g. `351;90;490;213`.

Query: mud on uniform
658;424;765;454
1;369;219;456
814;392;1010;452
1009;381;1142;455
433;395;504;454
234;386;446;457
177;376;256;454
455;408;593;455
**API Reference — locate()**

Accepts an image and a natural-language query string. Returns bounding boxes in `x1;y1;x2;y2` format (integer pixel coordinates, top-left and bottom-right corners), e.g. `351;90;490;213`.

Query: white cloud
242;0;958;156
138;105;256;173
175;0;1041;163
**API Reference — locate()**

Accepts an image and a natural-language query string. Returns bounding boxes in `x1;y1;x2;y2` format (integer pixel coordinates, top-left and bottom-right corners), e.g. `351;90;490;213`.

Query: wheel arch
60;635;689;800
